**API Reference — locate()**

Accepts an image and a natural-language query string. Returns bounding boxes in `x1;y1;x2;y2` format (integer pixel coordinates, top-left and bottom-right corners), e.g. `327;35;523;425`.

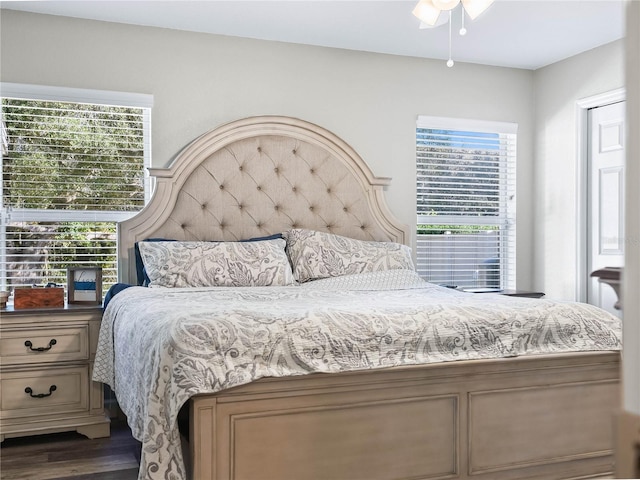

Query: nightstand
499;290;545;298
0;304;110;442
463;288;545;298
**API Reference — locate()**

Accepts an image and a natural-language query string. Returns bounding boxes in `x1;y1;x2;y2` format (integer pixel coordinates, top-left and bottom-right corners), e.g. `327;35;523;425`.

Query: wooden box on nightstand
0;304;110;442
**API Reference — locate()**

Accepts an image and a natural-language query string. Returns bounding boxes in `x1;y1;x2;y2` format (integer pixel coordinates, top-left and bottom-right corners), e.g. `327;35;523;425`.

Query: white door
587;101;625;315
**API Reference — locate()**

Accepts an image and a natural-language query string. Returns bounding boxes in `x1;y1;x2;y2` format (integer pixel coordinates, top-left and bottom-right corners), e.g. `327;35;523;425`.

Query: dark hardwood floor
0;420;140;480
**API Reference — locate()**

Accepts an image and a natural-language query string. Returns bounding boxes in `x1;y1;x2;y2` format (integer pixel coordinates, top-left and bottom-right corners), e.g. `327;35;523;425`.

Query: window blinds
416;116;517;290
4;221;118;288
1;85;151;291
2;101;146;211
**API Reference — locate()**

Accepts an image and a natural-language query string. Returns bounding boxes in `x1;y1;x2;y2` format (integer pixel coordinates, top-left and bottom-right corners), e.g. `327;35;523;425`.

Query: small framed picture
67;267;102;305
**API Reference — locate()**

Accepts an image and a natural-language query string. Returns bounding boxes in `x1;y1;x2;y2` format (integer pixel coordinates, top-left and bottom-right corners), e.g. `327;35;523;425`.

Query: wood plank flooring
0;421;140;480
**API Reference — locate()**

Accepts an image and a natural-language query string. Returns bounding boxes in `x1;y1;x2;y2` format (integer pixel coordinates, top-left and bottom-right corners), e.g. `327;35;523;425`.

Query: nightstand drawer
0;366;89;419
0;326;89;365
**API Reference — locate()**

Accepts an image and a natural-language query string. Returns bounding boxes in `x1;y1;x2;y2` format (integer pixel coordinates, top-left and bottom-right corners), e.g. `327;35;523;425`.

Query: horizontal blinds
416;118;517;290
1;90;150;292
4;221;117;288
2;99;146;211
417;128;516;217
415;227;507;289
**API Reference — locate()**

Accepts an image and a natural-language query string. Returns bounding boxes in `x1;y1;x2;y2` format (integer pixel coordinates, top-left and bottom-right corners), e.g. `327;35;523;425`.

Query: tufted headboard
118;116;409;284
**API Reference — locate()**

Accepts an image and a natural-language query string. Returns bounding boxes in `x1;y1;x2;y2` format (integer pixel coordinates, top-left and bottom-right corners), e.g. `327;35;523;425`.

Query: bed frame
118;116;620;480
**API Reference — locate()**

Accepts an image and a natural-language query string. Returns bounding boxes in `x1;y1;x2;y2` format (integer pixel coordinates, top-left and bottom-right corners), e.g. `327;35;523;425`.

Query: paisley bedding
93;270;622;480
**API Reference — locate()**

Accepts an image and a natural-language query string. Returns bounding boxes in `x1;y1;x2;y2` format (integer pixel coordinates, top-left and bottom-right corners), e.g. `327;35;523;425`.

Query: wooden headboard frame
118;116;409;284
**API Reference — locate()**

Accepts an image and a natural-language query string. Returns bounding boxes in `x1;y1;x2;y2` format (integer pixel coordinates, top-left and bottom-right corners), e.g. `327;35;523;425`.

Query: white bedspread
93;270;621;480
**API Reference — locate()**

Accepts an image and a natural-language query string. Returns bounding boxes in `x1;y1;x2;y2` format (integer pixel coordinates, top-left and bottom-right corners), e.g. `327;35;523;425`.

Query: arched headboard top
118;116;409;283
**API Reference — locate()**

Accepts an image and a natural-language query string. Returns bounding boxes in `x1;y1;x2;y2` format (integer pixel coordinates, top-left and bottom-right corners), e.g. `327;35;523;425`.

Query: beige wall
532;40;624;300
0;9;536;288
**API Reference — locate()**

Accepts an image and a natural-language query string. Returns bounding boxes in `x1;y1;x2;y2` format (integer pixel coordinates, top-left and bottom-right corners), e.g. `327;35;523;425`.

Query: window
416;116;517;290
1;84;152;293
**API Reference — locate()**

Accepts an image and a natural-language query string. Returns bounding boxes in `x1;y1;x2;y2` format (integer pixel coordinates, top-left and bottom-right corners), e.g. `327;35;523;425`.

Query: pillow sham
137;238;295;288
134;234;283;286
135;238;175;286
284;229;415;283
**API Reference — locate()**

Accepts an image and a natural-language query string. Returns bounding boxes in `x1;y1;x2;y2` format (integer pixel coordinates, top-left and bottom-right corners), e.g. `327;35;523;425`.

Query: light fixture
412;1;442;27
432;0;461;12
412;0;494;67
461;0;495;20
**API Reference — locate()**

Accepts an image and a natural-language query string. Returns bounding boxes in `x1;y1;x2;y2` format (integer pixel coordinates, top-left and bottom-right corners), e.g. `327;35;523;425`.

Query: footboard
190;352;620;480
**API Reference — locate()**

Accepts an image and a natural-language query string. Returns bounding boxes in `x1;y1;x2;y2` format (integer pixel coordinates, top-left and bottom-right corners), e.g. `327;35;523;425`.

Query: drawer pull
24;385;57;398
24;339;57;352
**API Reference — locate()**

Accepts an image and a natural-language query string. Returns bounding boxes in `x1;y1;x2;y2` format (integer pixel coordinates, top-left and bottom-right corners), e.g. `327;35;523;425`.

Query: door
587;101;625;315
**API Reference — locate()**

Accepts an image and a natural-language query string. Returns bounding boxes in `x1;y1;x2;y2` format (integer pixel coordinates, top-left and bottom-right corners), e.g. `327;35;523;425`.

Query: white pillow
284;229;415;283
138;239;295;287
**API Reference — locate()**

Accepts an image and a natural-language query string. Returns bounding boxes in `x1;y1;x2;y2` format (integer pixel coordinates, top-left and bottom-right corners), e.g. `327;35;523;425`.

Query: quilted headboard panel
118;116;409;283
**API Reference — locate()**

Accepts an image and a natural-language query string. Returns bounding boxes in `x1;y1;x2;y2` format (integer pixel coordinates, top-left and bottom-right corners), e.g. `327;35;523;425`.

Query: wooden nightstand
0;304;110;442
499;290;545;298
463;288;545;298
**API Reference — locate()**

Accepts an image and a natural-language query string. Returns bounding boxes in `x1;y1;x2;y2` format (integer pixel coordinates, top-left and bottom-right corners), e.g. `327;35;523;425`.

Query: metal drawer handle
25;385;57;398
24;339;57;352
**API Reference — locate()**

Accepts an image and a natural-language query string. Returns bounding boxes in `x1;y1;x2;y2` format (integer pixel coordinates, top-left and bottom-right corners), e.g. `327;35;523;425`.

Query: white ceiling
0;0;626;70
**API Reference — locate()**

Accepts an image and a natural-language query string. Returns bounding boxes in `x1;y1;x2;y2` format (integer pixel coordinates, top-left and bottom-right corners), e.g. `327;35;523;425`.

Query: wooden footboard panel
190;352;619;480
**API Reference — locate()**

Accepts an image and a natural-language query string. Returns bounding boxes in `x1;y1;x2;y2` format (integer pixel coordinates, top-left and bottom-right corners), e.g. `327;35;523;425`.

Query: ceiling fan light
461;0;494;20
432;0;461;11
412;0;442;26
431;0;460;10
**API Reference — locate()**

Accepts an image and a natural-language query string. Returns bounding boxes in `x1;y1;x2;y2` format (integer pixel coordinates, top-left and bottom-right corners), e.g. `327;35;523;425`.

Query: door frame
575;87;626;303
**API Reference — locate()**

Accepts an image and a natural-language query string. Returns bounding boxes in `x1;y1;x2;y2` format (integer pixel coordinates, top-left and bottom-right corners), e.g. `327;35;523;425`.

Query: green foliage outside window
2;99;144;211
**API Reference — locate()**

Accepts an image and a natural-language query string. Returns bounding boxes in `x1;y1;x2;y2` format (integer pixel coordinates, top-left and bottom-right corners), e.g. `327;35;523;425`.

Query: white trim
6;208;138;223
623;0;640;415
417;115;518;135
142;108;153;203
0;82;154;108
575;87;625;302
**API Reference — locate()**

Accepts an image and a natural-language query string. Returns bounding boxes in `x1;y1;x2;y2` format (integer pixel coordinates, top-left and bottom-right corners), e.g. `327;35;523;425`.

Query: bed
93;116;622;480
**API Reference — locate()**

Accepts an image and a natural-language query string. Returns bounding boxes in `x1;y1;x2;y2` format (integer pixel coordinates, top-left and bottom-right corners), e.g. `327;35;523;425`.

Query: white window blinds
1;84;152;292
416;116;517;290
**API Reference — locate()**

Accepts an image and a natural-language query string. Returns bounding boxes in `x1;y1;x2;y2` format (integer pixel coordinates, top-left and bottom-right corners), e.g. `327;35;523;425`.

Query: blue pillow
134;234;284;286
103;282;134;308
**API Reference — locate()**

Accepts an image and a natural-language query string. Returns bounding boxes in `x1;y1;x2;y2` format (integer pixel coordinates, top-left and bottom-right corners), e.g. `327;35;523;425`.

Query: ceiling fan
412;0;495;67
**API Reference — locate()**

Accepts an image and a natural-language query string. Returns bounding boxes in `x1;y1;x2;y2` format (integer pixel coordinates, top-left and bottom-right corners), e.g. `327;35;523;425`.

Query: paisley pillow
134;234;283;286
138;238;295;287
284;229;414;283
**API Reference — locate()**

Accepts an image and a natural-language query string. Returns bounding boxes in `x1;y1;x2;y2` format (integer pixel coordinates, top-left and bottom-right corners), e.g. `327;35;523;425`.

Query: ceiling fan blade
461;0;494;20
412;0;442;26
419;14;449;29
